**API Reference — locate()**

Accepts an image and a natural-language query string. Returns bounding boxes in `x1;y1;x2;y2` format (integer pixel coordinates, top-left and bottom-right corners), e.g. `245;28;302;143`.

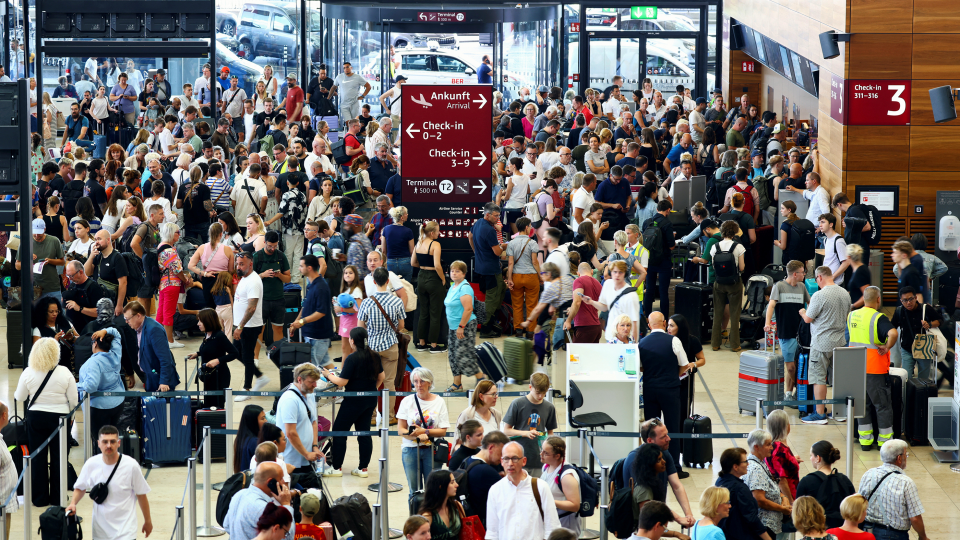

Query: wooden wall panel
845;171;910;216
817;117;845;171
850;0;913;33
910;79;954;125
844;127;909;171
847;34;912;79
909;172;960;217
908;126;960;170
912;35;960;79
914;0;960;33
818;156;843;199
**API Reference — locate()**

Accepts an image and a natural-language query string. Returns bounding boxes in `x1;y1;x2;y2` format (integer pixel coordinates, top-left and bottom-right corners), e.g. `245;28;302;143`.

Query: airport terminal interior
3;0;960;538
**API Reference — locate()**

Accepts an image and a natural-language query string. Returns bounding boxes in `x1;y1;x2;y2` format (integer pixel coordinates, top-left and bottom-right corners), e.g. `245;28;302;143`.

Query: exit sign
630;6;658;19
742;61;755;72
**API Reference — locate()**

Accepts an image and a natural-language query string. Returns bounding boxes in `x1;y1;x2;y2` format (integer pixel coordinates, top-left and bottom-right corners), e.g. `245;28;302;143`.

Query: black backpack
61;180;86;221
851;203;882;245
605;472;636;539
452;458;486;516
700;144;717;180
706;170;736;214
712;243;740;285
143;245;172;290
814;470;856;527
642;217;665;266
38;506;82;540
750;131;772;162
118;225;138;253
120;252;145;297
215;470;253;526
554;464;600;518
789;219;817;262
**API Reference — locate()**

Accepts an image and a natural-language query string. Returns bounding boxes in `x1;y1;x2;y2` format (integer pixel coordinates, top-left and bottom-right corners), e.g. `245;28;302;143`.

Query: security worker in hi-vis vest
847;286;899;450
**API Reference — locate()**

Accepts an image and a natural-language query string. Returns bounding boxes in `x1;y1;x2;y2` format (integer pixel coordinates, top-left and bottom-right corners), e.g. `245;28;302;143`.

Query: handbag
88;453;122;504
458;502;486;540
7;285;44;310
911;305;947;361
370;295;410;386
413;394;450;465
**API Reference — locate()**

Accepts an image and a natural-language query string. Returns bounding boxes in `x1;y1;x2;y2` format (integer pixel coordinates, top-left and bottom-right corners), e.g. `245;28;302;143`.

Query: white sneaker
255;358;260;368
252;376;271;391
351;468;369;478
169;341;185;349
234;395;250;402
323;468;343;477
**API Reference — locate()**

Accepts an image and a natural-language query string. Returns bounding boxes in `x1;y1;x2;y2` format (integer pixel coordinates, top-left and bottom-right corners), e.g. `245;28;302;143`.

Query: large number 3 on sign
887;85;906;116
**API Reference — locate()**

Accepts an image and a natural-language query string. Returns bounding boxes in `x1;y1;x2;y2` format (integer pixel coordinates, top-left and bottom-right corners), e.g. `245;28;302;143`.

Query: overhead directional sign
401;84;493;250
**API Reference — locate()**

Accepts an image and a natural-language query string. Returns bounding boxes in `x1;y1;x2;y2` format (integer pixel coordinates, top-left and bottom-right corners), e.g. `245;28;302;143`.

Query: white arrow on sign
471;151;487;166
411;94;432;107
473;179;487;194
472;93;487;108
406;123;421;138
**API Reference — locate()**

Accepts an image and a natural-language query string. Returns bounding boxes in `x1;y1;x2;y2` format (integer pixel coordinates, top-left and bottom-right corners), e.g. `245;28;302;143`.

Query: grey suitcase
738;334;784;416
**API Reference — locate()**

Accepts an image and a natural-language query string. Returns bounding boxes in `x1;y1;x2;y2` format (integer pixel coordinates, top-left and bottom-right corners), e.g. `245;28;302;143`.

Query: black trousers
89;403;123;455
643;382;682;471
235;325;264;388
26;409;65;506
330;399;377;470
644;259;673;316
201;275;218;312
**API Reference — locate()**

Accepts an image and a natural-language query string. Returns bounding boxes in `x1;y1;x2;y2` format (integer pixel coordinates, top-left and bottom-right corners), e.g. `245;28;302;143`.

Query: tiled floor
0;308;956;539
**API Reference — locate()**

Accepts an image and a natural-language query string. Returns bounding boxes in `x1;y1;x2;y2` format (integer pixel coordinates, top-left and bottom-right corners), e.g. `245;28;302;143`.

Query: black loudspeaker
930;85;958;124
820;30;841;59
730;23;745;51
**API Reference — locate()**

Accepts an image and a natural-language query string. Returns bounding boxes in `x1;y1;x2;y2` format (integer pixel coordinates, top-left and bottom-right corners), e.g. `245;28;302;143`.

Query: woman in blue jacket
77;327;125;453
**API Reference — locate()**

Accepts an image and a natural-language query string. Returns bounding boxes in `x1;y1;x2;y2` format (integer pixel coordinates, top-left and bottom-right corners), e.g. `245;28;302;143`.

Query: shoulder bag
27;369;57;411
371;295;410;386
912;304;947;364
413;394;449;465
89;454;123;504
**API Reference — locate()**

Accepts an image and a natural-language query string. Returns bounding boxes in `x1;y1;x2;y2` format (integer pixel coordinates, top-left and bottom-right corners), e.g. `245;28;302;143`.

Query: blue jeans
71;139;94;149
305;337;332;368
867;526;909;540
780;337;799;364
387;257;413;283
401;446;434;495
900;346;932;381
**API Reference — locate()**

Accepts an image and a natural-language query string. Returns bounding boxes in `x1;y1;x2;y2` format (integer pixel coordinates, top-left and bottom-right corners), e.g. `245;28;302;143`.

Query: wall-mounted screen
733;20;819;97
779;45;793;81
763;36;782;73
790;51;805;88
752;28;766;62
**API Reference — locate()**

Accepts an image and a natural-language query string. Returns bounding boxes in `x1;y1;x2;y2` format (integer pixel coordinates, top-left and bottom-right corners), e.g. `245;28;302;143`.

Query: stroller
739;273;774;349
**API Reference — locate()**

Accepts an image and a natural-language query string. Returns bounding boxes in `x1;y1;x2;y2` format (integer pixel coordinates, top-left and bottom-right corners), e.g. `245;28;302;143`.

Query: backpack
120;252;145;298
549;190;566;226
118;225;138;253
38;505;82;540
525;200;543;229
61;180;86;221
215;470;253;526
331;134;357;165
700;144;717;180
756;174;775;212
813;470;856;527
554;464;600;517
642;217;665;266
452;459;486;516
258;132;276;157
851;203;882;245
610;456;627;491
831;236;854;287
750;131;772;162
732;183;755;217
712;242;740;285
143;245;172;290
789;219;817;262
605;475;637;539
743;274;773;318
706;169;736;214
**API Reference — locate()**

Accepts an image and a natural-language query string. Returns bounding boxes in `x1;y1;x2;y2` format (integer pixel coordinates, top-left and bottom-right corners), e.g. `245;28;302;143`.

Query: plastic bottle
618;355;625;372
625;349;637;375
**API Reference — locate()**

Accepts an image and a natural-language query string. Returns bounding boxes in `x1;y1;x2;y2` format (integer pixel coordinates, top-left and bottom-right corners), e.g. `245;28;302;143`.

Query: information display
830;76;911;126
401;84;493;251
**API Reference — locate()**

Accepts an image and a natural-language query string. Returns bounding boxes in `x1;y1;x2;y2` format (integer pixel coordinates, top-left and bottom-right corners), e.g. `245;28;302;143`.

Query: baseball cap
155;68;166;76
695;97;707;105
344;214;364;228
395;75;408;82
230;74;238;80
220;66;230;74
772;123;786;134
537;85;549;93
286;73;297;81
299;493;321;517
32;218;46;234
750;149;762;158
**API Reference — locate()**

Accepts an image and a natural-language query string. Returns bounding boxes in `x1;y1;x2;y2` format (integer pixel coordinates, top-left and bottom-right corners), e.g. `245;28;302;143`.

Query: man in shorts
799;266;851;424
253;230;292;346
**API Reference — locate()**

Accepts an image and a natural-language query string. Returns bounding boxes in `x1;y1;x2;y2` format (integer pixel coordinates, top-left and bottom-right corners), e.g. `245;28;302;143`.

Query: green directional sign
630;6;658;19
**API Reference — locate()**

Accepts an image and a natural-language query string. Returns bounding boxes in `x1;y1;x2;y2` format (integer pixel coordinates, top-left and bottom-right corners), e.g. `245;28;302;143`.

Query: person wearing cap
379;74;406;126
215;66;231;106
284;73;305;123
221;73;247;120
16;218;66;301
152;69;172;107
767;123;788;156
688;97;708;145
294;491;327;538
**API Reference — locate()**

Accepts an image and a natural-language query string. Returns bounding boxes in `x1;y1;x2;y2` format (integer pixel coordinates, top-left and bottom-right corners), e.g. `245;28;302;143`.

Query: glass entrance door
586;36;642;92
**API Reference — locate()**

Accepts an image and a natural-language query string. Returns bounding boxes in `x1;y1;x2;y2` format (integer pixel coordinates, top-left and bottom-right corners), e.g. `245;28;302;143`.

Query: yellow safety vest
630;243;648;302
847;306;888;374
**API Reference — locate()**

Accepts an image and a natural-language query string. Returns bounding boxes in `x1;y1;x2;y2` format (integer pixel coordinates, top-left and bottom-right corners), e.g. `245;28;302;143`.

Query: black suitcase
280;365;295;388
330;492;373;540
1;401;27;495
121;428;142;463
7;309;23;368
904;377;938;445
195;408;227;461
682;414;713;468
675;264;713;343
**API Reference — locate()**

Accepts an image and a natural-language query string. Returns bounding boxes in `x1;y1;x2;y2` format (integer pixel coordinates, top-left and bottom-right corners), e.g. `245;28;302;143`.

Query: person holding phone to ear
223;462;297;540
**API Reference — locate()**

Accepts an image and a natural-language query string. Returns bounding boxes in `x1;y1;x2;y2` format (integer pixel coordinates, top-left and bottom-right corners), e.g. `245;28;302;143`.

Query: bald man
663;133;693;171
223;462;296;540
84;230;129;316
637;311;694;475
775;163;806;202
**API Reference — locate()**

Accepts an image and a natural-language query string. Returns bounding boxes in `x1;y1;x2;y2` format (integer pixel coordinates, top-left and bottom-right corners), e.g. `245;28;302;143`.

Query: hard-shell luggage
740;274;774;348
904;377;938;446
142;396;192;465
671;242;698;279
682;414;713;469
675;263;712;343
195;408;227;461
330;492;373;540
796;321;814;416
738;336;784;416
7;309;23;368
476;341;508;383
121;428;141;463
1;401;27;495
503;337;534;382
283;287;302;340
92;134;107;159
754;224;775;269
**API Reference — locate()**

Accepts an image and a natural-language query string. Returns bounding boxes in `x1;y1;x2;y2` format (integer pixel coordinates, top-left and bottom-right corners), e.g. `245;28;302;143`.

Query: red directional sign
401;84;493;250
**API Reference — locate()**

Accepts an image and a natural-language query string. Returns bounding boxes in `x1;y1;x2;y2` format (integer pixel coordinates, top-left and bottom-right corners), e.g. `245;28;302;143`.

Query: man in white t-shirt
688;98;708;145
571;173;597;230
542;228;569;274
234;252;271;398
232;162;268;219
602;86;624;121
304;137;336;178
178;84;200;114
820;213;850;286
586;259;641;342
159;115;177;157
68;426;152;540
363;251;409;305
520;143;544;190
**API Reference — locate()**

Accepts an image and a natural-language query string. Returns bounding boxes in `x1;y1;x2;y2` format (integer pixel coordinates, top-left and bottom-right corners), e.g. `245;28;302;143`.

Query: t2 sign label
830;77;911;126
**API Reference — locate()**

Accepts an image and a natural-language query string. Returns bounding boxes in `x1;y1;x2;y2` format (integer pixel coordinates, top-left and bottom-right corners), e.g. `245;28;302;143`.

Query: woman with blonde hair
365;119;380;141
522;102;538;139
599;127;613;154
845;244;870;309
608;314;635;344
691;486;732;540
825;495;872;540
41;92;61;150
128;128;152;155
189;221;235;308
540;436;582;535
156;222;191;347
110;195;147;241
792;497;835;540
260;64;279;100
252;80;269;112
413;221;445;353
14;337;78;507
382;205;415;282
317;120;333;155
454;379;502;441
241;213;267;253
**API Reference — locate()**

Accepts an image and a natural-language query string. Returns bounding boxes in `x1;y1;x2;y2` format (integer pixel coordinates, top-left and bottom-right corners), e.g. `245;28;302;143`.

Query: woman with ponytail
796;441;855;529
412;220;445;353
252;502;293;540
540;436;582;535
321;327;384;478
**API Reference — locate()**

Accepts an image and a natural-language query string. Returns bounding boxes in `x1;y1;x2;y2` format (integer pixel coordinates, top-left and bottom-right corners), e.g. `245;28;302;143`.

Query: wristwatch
298;318;305;326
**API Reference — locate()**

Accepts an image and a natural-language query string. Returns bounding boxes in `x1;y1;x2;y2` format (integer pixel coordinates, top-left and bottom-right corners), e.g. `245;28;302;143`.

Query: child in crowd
502;372;558;477
295;491;329;540
210;271;234;341
334;265;365;359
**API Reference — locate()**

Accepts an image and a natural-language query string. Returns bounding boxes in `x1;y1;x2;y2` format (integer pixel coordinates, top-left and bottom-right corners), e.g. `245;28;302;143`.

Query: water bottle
618;355;625;372
625;349;637;375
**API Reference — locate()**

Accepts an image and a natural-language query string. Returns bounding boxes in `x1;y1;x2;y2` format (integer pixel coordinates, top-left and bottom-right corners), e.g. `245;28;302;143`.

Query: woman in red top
825;494;876;540
765;409;800;537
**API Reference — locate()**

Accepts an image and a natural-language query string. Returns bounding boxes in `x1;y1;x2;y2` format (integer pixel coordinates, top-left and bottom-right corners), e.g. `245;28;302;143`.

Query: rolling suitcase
121;428;141;463
682;414;713;468
142;396;192;465
675;264;713;343
195;408;227;461
283;285;302;341
6;310;23;368
904;377;938;446
738;333;784;416
796;322;814;416
330;492;373;540
503;337;534;382
754;224;775;269
476;341;508;383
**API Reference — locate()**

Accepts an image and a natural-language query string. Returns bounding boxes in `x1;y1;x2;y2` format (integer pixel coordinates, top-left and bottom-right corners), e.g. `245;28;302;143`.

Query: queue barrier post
755;398;763;430
224;388;234;481
59;416;69;508
82;393;91;462
546;387;554;405
369;391;402;494
22;456;30;540
176;505;185;540
372;503;382;540
578;428;587;469
199;427;226;537
0;506;6;540
187;457;198;540
599;465;610;540
845;397;855;479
